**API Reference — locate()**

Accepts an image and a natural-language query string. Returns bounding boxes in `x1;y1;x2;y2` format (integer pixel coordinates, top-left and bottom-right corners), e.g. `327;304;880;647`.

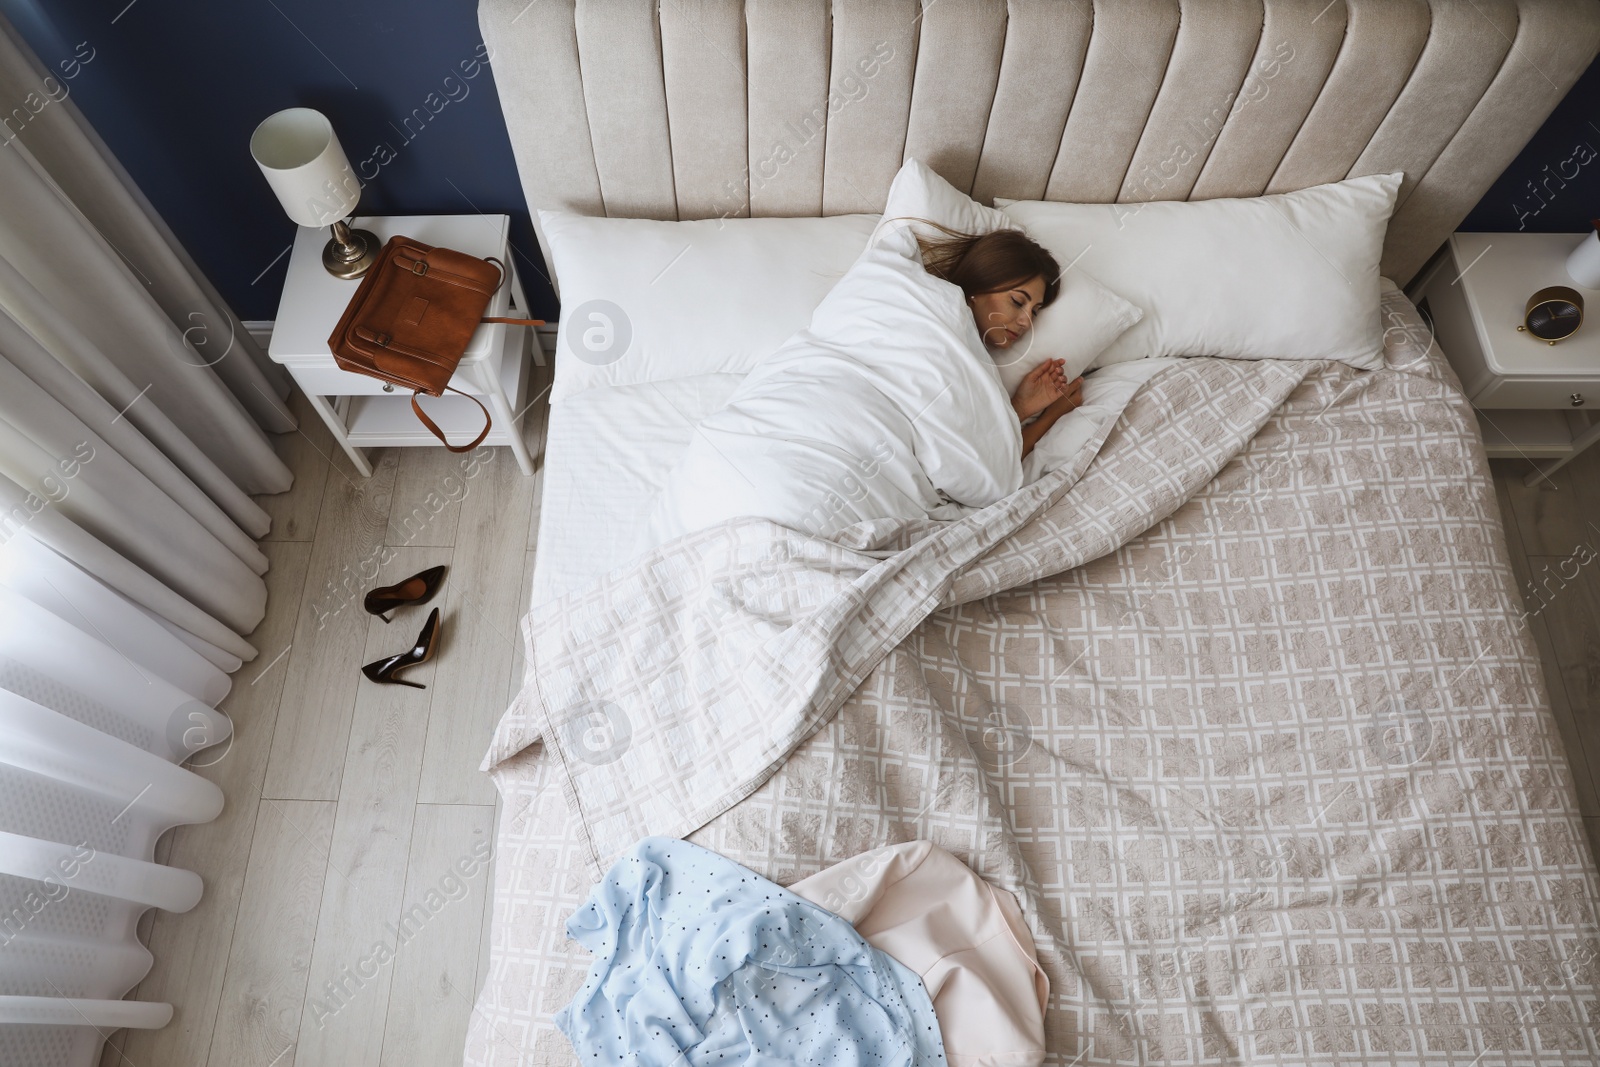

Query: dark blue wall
1459;53;1600;236
2;0;1597;322
1;0;552;320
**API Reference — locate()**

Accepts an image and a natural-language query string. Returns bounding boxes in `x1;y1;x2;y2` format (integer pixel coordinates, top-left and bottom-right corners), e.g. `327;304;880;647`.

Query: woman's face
969;275;1047;349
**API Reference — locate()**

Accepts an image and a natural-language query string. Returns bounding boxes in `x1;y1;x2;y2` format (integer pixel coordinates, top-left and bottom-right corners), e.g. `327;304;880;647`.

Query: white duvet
642;226;1023;550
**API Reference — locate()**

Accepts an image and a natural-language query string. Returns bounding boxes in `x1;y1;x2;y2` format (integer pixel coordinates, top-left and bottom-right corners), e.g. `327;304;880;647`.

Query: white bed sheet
529;360;1177;607
531;374;743;605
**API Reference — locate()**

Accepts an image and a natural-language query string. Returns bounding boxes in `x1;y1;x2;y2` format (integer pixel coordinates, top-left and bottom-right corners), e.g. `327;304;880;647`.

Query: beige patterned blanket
468;287;1600;1065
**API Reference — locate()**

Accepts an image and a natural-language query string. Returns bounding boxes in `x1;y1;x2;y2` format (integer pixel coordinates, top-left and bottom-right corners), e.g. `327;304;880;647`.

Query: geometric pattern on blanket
486;354;1307;867
467;287;1600;1065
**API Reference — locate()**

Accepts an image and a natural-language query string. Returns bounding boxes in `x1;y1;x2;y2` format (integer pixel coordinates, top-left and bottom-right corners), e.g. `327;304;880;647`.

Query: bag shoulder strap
410;388;492;453
475;258;546;327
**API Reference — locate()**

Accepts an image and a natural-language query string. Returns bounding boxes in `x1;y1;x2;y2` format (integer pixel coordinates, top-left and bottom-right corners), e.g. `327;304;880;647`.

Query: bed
466;1;1600;1063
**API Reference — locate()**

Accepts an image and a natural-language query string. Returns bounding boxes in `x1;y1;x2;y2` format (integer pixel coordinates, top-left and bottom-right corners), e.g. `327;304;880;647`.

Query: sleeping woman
641;222;1086;549
916;225;1085;456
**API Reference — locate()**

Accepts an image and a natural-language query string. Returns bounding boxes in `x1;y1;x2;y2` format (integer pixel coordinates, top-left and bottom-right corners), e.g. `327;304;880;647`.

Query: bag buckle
410;259;429;276
374;331;391;346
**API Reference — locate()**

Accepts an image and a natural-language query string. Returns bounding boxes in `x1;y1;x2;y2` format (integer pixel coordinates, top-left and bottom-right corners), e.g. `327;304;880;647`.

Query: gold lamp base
323;219;380;279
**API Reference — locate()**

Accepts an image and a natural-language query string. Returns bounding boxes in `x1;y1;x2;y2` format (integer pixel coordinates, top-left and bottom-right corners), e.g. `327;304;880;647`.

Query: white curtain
0;531;230;1067
0;14;292;1064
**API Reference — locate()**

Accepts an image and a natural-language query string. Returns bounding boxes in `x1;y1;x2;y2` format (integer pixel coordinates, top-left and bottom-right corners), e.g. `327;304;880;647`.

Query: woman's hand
1055;375;1084;415
1011;358;1070;421
1020;376;1086;458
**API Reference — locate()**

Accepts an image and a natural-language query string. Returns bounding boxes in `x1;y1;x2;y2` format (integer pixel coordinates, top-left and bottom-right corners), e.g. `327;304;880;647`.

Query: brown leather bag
327;235;542;452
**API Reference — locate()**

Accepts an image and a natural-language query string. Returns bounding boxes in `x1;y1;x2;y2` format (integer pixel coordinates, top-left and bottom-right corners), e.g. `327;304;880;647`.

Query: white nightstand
1416;232;1600;486
268;214;540;476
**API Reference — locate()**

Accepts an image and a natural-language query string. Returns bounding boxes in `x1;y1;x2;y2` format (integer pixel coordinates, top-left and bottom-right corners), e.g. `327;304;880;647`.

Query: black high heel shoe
360;608;442;689
364;565;446;623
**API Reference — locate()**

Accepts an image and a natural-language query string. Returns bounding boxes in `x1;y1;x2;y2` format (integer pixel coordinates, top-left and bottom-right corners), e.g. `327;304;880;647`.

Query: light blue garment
557;837;947;1067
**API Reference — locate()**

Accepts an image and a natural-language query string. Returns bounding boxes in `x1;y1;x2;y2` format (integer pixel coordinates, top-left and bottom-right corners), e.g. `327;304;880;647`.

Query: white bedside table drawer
1473;376;1595;410
283;363;410;397
280;326;518;399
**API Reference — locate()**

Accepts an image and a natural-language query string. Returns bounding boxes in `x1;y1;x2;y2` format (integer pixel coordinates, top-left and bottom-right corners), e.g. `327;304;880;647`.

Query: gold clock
1518;286;1584;344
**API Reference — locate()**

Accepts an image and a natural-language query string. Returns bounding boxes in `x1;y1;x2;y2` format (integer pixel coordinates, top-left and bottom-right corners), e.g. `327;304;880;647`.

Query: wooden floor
104;375;1600;1067
1492;446;1600;861
105;366;552;1067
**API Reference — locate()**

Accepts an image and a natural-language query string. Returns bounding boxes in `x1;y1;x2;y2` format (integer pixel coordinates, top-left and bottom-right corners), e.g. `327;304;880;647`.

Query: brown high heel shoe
363;565;446;623
360;609;441;689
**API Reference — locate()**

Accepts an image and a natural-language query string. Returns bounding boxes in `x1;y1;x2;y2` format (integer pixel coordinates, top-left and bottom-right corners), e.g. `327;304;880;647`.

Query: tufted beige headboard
480;0;1600;288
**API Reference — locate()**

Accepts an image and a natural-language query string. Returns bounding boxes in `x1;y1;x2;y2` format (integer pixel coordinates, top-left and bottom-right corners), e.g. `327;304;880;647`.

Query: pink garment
789;841;1049;1067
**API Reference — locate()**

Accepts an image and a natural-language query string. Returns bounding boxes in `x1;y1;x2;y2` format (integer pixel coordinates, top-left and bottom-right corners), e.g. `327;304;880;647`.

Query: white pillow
879;158;1143;383
999;172;1402;370
877;156;1010;241
539;211;877;402
991;278;1144;389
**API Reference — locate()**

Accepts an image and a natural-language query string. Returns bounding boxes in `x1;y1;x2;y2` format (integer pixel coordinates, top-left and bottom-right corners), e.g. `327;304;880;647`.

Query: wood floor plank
258;391;333;543
473;796;502;1004
485;550;533;1010
263;448;400;800
506;549;536;701
378;803;496;1067
1565;443;1600;543
291;546;447;1067
1492;466;1600;816
120;538;314;1067
1500;456;1591;557
387;447;473;549
1537;556;1600;804
1525;579;1600;818
205;798;335;1067
417;447;536;804
95;1026;125;1067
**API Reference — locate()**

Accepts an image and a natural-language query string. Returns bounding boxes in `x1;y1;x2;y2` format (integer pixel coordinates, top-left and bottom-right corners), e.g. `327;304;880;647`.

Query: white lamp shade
249;107;362;228
1567;229;1600;289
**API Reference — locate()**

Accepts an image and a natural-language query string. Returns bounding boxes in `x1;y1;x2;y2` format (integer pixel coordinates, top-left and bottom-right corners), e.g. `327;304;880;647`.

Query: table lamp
250;107;379;279
1566;219;1600;289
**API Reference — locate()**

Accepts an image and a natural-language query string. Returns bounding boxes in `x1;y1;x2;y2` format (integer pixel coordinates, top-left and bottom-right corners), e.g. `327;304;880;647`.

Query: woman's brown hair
909;220;1061;308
